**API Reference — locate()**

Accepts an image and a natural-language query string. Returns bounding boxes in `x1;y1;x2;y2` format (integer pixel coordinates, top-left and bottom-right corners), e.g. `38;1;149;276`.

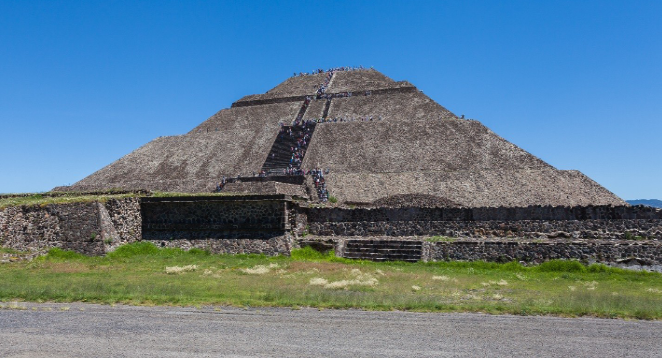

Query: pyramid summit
60;68;625;207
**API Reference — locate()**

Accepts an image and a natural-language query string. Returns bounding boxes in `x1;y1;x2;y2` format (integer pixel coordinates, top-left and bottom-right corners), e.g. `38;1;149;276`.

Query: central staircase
343;240;423;262
261;124;316;174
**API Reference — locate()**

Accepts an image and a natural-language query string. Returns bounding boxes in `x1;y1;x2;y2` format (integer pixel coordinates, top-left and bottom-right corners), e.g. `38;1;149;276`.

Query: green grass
1;242;661;319
0;247;30;255
425;236;456;242
0;191;262;209
0;193;138;209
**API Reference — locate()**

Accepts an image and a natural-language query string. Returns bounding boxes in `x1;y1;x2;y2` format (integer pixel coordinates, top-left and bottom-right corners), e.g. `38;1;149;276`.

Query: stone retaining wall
156;236;292;256
307;205;662;222
103;198;142;249
428;240;662;264
140;196;292;255
310;219;662;240
306;205;662;240
0;195;294;256
3;196;662;263
0;200;138;255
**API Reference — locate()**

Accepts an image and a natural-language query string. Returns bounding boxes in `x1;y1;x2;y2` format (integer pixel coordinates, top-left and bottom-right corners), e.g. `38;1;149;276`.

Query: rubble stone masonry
2;196;661;264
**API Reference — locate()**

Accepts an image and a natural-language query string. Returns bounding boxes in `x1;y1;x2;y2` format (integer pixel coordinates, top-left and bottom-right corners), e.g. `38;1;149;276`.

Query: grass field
1;243;661;319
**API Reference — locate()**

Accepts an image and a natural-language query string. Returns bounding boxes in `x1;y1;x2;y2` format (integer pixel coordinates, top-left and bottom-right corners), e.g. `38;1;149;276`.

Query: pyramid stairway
261;124;316;174
343;239;423;262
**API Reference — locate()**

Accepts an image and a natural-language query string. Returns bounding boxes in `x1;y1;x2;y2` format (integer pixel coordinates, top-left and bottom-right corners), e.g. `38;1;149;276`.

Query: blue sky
1;0;660;199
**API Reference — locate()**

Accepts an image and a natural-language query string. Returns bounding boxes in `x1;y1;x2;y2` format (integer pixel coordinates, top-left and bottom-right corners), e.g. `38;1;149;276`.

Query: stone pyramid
61;68;625;207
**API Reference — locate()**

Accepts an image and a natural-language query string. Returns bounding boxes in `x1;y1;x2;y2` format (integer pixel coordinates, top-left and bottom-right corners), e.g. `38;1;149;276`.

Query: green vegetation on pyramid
60;68;625;207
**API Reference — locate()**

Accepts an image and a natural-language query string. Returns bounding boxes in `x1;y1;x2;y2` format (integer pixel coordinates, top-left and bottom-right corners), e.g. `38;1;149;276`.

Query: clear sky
1;0;660;199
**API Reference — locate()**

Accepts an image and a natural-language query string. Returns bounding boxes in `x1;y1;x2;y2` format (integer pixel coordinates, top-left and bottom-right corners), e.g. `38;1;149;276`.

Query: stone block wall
140;196;293;255
306;205;662;240
3;195;661;263
102;198;142;249
428;240;662;265
0;200;139;256
157;236;292;256
0;195;295;256
141;196;288;234
222;181;307;197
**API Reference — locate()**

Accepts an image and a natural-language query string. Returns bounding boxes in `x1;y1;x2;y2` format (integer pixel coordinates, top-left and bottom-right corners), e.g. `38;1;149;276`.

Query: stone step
345;244;423;249
260;124;317;173
343;240;424;262
344;248;423;253
344;252;422;258
345;242;423;247
343;255;420;263
345;249;422;254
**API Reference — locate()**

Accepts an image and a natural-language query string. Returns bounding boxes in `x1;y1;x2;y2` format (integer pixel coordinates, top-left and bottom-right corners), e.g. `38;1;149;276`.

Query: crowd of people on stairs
214;166;331;203
316;71;334;99
294;66;367;77
215;176;227;192
310;168;329;202
302;115;383;125
278;122;313;176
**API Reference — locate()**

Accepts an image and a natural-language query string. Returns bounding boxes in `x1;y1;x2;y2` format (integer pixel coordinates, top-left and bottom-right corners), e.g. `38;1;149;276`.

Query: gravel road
1;303;661;357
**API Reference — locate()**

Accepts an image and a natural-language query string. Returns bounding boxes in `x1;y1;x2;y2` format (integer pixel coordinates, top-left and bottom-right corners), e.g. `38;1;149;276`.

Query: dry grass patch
1;244;661;319
165;265;198;274
287;261;346;273
48;262;91;274
240;263;280;275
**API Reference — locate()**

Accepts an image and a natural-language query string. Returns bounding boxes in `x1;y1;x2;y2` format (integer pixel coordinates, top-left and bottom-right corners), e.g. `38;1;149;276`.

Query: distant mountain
627;199;662;208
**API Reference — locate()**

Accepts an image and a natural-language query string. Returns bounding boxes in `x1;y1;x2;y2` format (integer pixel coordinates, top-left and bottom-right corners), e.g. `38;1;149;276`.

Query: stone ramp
343;239;423;262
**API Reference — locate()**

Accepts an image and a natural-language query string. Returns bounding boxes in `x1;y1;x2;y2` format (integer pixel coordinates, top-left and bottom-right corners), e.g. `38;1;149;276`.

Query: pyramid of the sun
63;69;625;207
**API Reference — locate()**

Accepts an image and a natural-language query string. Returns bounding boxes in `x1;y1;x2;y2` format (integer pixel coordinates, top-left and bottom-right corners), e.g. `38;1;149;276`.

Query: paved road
1;303;661;357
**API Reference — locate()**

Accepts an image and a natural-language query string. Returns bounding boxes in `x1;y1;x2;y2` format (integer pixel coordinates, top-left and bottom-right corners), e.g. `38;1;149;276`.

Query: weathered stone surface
64;102;301;193
428;239;662;265
0;202;108;255
317;169;624;207
153;235;292;256
325;90;455;121
222;181;306;197
2;196;661;264
102;198;142;251
0;196;294;256
139;196;292;256
306;205;662;239
56;68;624;208
372;194;460;208
305;235;662;265
327;69;398;93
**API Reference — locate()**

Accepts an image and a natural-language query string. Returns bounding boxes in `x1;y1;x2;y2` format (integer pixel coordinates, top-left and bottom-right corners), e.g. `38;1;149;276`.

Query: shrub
44;248;87;261
328;196;338;204
106;241;159;259
536;260;586;273
291;246;335;261
187;248;211;256
587;263;610;273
